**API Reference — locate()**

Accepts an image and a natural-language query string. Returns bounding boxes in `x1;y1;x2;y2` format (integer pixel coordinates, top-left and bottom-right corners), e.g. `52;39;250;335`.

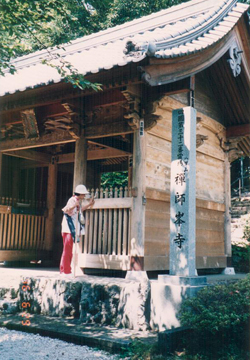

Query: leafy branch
42;55;102;91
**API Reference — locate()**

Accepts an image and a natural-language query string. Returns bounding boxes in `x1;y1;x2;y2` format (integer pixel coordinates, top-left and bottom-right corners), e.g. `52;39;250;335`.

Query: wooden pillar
130;126;146;270
12;167;20;203
224;154;232;262
0;153;2;197
72;134;87;275
44;162;58;251
73;133;87;189
128;155;133;189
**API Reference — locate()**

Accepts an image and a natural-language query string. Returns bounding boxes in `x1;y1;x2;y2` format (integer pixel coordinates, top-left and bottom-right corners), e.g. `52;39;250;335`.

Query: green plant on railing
101;171;128;189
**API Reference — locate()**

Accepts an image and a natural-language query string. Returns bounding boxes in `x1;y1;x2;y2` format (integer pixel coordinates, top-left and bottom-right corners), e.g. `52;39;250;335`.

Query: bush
179;275;250;359
232;243;250;273
243;219;250;241
232;218;250;273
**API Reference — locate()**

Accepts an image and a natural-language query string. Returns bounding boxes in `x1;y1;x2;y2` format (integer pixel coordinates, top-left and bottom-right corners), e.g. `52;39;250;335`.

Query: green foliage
120;339;158;359
101;171;128;189
179;275;250;359
41;56;102;91
0;0;106;90
105;0;190;27
232;243;250;273
243;219;250;241
232;218;250;273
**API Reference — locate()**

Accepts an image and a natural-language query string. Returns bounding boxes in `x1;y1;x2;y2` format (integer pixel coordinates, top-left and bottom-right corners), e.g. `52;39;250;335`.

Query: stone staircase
231;193;250;244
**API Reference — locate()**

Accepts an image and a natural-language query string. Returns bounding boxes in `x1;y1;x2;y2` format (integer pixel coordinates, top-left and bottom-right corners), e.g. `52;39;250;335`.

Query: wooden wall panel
145;199;169;257
144;195;225;261
196;153;224;203
145;95;226;204
145;132;171;192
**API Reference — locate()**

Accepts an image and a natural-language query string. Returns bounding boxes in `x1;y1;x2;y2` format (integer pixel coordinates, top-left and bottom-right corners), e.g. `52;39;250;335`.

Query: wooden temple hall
0;0;249;273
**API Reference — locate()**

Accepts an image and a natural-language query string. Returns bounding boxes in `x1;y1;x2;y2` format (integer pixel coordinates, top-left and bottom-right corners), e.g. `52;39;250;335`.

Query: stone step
231;199;250;204
231;214;244;219
231;201;250;206
231;207;248;213
231;208;250;213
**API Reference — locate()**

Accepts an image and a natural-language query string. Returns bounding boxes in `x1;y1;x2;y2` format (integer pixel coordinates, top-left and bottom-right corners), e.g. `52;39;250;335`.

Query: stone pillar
44;162;58;252
169;107;197;276
222;153;235;274
129;126;146;271
150;107;207;331
224;154;232;258
73;133;87;190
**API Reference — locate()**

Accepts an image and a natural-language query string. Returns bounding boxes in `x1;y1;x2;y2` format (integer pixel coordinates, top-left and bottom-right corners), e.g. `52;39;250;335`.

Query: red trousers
60;233;73;274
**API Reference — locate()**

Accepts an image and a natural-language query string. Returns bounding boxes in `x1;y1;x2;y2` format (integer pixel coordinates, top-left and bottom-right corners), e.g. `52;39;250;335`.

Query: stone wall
0;275;151;331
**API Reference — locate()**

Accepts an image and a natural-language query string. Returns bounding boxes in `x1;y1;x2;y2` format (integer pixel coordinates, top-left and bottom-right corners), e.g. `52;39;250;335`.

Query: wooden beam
19;146;131;168
0;120;132;151
3;149;51;163
226;124;250;138
88;147;131;160
0;132;77;152
85;121;133;139
58;147;131;164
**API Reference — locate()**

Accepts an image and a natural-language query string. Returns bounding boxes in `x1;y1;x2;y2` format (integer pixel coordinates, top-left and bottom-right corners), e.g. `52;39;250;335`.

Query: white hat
75;184;89;195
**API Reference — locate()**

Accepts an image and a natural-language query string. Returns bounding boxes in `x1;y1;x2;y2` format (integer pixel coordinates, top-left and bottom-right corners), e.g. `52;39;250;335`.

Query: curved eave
139;24;248;87
0;0;248;97
124;2;249;66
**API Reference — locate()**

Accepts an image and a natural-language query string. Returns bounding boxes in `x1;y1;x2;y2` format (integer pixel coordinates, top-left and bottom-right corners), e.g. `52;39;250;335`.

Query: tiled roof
0;0;248;97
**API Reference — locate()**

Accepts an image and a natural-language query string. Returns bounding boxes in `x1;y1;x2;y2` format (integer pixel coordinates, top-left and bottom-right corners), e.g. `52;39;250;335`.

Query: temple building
0;0;249;274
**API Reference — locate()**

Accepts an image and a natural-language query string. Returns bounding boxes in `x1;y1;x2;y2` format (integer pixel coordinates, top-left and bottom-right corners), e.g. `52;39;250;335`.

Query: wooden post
12;159;20;203
130;126;146;270
73;133;87;190
0;153;2;197
44;162;58;251
128;155;133;189
72;133;87;275
224;154;232;262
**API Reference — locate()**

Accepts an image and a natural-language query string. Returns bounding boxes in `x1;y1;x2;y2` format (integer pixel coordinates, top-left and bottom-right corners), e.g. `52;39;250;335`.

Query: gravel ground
0;328;122;360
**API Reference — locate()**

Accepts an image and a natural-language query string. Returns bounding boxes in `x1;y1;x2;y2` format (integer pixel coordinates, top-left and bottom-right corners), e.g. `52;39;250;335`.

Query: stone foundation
1;276;151;331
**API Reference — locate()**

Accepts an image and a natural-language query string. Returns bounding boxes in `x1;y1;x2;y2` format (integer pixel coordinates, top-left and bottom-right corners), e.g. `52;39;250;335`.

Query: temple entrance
0;133;133;267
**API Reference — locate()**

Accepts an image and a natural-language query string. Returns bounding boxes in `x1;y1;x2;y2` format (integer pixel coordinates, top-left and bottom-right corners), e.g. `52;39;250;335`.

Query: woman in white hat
60;184;94;276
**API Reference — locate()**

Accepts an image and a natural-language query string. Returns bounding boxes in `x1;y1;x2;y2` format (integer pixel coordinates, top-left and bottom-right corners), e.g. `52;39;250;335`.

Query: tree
0;0;109;90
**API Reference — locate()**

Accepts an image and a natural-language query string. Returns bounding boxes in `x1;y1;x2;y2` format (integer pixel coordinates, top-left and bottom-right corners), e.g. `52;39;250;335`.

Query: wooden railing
0;197;46;208
0;197;46;254
83;187;132;256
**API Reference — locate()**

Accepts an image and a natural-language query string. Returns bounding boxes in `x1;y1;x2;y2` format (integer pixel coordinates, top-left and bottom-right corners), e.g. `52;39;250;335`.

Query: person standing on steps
60;184;95;276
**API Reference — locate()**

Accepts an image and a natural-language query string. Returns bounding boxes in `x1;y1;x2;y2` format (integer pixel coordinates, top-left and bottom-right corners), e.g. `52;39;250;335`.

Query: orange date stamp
20;279;31;326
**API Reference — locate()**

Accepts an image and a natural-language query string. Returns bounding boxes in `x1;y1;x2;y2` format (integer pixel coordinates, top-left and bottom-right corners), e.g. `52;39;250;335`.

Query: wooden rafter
3;150;51;163
0;131;77;152
3;140;131;166
226;124;250;138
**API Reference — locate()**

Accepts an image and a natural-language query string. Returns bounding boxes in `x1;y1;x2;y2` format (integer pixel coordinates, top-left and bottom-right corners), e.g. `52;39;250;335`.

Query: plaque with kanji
21;109;40;139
